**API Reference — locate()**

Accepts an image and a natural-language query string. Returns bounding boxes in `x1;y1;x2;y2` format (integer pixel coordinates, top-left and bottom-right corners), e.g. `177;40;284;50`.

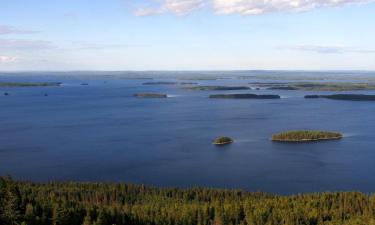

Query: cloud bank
0;55;17;63
0;25;39;35
0;39;54;50
136;0;374;16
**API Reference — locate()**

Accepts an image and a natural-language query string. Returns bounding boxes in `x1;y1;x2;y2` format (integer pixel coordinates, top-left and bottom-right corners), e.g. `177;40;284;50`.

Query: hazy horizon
1;69;375;73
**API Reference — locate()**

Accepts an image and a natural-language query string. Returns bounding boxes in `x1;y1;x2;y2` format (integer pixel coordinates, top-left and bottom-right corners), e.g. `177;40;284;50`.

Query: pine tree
82;213;92;225
52;204;70;225
95;210;107;225
24;203;36;225
0;177;21;225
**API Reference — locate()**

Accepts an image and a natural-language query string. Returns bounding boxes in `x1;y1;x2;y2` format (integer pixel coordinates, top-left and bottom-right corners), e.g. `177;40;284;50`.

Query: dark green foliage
212;136;233;145
272;130;342;142
0;177;22;225
209;94;280;99
2;177;375;225
305;94;375;101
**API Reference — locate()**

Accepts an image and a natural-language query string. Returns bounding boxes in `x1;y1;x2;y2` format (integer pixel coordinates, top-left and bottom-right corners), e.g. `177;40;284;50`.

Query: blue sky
1;0;375;71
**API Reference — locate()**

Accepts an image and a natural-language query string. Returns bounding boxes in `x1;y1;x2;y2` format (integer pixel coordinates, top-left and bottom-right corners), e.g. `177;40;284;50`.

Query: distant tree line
2;176;375;225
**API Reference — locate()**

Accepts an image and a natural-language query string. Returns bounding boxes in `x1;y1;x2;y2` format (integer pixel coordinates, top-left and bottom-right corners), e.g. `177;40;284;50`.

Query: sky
0;0;375;71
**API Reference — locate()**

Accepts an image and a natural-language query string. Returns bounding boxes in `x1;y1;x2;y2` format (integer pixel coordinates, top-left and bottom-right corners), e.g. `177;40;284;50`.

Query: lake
1;71;375;194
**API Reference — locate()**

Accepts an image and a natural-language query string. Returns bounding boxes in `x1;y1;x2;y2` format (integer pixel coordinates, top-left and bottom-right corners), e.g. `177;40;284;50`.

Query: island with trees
212;136;233;145
134;93;168;98
188;85;251;91
2;176;375;225
0;82;61;87
305;94;375;101
271;130;342;142
209;94;280;99
249;82;375;91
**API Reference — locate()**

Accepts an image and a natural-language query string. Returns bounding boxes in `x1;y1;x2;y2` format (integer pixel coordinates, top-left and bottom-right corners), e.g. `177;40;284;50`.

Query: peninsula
305;94;375;101
250;82;375;91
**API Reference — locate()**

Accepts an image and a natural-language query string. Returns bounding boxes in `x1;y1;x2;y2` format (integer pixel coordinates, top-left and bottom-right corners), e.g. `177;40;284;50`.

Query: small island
209;94;280;99
142;81;177;85
212;136;233;145
0;82;61;87
188;86;250;91
271;130;342;142
305;94;375;101
134;93;168;98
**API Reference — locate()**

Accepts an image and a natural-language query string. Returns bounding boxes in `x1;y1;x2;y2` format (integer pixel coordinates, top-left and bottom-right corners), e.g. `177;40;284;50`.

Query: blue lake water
1;71;375;194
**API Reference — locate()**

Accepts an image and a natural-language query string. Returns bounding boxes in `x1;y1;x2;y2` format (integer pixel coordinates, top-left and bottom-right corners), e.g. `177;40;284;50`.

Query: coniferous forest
2;177;375;225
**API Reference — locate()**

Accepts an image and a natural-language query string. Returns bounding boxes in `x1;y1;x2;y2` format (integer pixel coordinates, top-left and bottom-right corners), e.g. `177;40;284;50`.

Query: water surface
1;71;375;194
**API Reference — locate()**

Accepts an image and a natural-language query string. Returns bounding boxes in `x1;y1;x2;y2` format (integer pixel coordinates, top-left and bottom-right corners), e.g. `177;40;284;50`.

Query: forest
1;176;375;225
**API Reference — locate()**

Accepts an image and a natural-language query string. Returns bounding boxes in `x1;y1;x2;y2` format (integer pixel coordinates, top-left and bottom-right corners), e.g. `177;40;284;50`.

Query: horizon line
1;69;375;73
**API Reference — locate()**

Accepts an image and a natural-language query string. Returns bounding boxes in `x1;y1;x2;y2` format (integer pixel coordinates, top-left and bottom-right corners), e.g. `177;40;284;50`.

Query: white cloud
135;0;203;16
213;0;375;15
0;55;17;63
287;45;375;54
136;0;374;16
0;25;39;35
